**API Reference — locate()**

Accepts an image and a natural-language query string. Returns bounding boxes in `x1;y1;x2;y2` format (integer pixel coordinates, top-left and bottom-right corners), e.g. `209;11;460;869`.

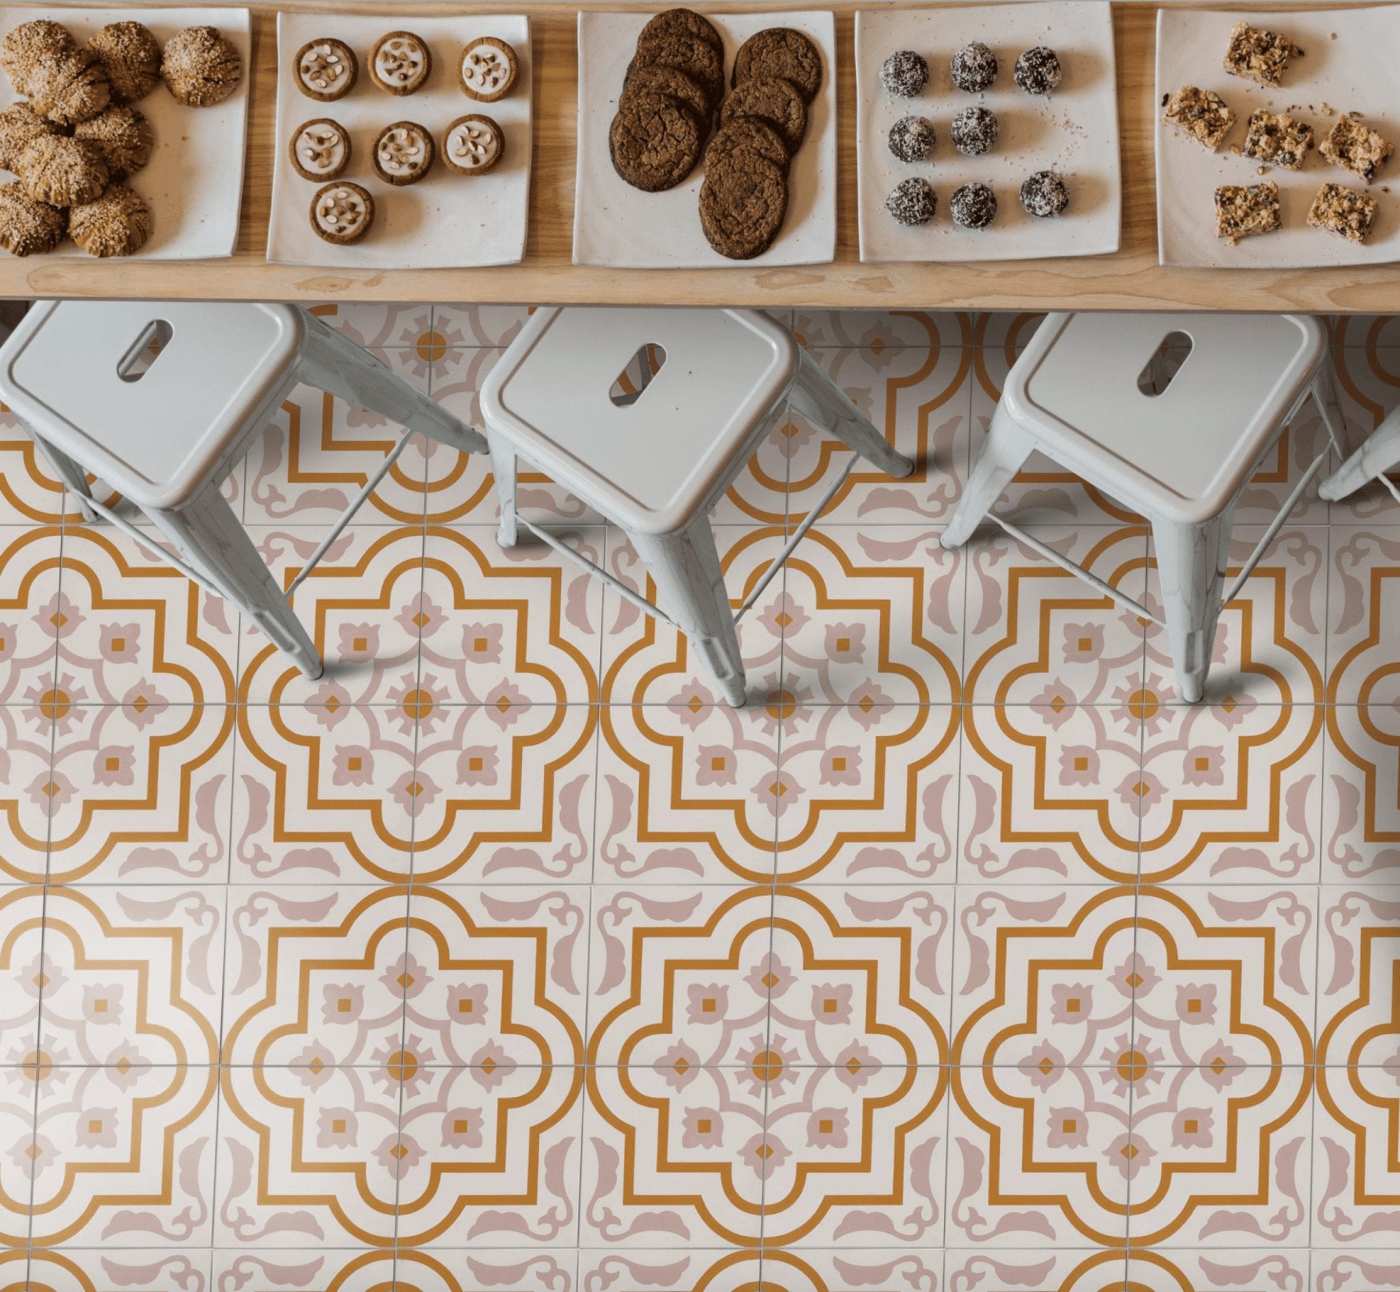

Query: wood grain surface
10;0;1400;311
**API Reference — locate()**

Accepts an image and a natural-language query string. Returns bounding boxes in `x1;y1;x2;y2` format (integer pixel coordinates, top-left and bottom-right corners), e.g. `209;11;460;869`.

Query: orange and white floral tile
779;527;963;705
57;522;240;705
1315;886;1400;1069
595;698;780;883
771;704;960;883
418;525;603;706
1329;339;1400;524
0;413;65;524
221;885;410;1068
943;1248;1129;1292
308;302;435;350
239;526;426;706
1327;527;1400;703
973;311;1046;358
951;885;1141;1067
232;702;420;883
958;702;1141;884
1135;702;1324;884
433;304;532;349
1313;1060;1400;1248
243;348;432;526
1325;702;1400;882
785;344;972;527
24;1248;214;1291
1142;527;1329;707
0;892;41;1247
577;1250;765;1291
30;1062;218;1247
409;703;597;884
216;1063;403;1248
1127;1250;1309;1291
598;525;790;708
1130;887;1316;1069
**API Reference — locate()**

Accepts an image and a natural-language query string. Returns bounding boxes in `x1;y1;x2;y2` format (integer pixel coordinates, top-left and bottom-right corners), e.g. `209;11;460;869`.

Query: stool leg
490;439;519;548
28;427;99;523
1320;404;1400;502
789;350;915;478
156;485;323;680
941;405;1035;549
630;517;747;707
1151;516;1228;705
300;316;488;456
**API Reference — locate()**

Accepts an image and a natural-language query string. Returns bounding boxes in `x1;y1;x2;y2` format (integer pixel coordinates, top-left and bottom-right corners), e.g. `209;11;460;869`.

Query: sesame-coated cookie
732;27;822;103
699;149;787;259
719;75;806;153
85;21;161;103
610;88;702;191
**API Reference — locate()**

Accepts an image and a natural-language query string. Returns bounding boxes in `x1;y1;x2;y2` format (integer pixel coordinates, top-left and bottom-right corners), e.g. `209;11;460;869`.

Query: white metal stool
1319;403;1400;507
0;300;486;678
941;312;1346;703
480;307;914;706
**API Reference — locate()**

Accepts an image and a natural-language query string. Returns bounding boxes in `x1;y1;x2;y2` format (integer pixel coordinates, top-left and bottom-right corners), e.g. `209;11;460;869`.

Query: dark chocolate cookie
609;88;702;191
634;30;724;106
622;61;711;127
638;8;722;53
732;26;822;103
699;150;788;258
705;113;790;167
720;76;806;153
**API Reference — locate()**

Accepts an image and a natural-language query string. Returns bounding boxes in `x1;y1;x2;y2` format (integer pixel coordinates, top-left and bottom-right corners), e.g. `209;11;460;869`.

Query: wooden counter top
11;0;1400;310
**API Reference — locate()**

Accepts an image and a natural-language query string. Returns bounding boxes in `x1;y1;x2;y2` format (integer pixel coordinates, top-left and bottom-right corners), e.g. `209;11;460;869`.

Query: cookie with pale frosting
310;180;374;244
373;120;434;185
443;113;503;175
370;31;431;96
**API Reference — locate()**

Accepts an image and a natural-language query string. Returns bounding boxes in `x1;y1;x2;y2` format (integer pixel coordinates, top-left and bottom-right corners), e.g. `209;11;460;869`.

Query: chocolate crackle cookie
294;38;357;101
86;21;160;104
700;149;787;258
444;113;504;175
460;36;518;102
0;182;64;256
16;135;109;207
70;183;152;256
706;114;790;168
74;105;153;178
640;9;722;53
610;88;702;191
0;103;58;172
881;50;928;98
311;181;374;244
289;118;350;181
28;47;111;126
720;75;806;153
732;27;822;103
373;121;434;186
623;62;711;127
370;31;432;96
162;26;242;107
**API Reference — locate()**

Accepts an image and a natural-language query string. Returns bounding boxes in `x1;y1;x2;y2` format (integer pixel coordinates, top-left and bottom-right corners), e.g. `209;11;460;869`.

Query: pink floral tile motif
784;344;971;527
243;347;432;527
779;527;963;705
1315;887;1400;1071
25;1248;214;1291
1328;527;1400;704
1312;1251;1400;1291
1143;527;1329;707
962;525;1150;704
764;1248;946;1292
212;1249;406;1292
421;347;505;525
1135;700;1324;885
1127;1250;1308;1291
771;705;960;883
238;526;426;706
0;411;66;524
216;1062;402;1248
1131;886;1316;1069
418;525;603;706
1325;702;1400;882
943;1248;1128;1291
598;526;790;708
221;885;410;1067
793;308;973;352
958;702;1141;884
399;1248;579;1291
0;887;43;1237
307;302;435;351
407;702;598;884
1330;341;1400;523
595;695;780;884
577;1250;771;1290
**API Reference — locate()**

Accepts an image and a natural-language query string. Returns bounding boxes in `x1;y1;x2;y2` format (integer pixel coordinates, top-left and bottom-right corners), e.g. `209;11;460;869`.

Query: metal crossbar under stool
480;307;915;706
940;312;1346;703
0;301;486;678
1319;402;1400;508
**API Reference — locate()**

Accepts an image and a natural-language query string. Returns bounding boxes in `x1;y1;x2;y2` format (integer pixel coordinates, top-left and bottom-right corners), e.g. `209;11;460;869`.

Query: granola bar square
1307;181;1378;244
1223;21;1303;87
1319;113;1394;183
1214;181;1281;244
1242;109;1315;169
1163;85;1236;151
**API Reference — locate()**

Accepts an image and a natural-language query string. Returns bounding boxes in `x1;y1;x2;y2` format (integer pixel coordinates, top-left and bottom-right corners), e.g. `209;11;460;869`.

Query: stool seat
1009;313;1323;523
483;307;796;535
3;301;302;510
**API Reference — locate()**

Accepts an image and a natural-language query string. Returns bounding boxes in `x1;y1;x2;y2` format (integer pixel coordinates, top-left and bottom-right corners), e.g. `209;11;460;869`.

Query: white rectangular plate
268;12;531;268
855;2;1121;263
573;9;836;269
0;6;249;260
1156;6;1400;268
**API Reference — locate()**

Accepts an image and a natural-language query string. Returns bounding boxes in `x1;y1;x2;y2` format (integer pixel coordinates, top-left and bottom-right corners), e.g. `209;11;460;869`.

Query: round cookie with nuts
460;36;517;102
373;120;435;186
443;113;504;175
295;37;357;101
28;47;111;125
74;105;153;178
15;135;109;207
70;183;152;256
310;181;374;244
0;181;65;256
370;31;432;96
0;103;59;171
289;118;351;181
161;26;242;107
85;21;161;103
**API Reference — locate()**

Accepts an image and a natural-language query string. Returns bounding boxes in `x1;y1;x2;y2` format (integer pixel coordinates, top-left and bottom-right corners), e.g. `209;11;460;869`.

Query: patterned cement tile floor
0;307;1398;1292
